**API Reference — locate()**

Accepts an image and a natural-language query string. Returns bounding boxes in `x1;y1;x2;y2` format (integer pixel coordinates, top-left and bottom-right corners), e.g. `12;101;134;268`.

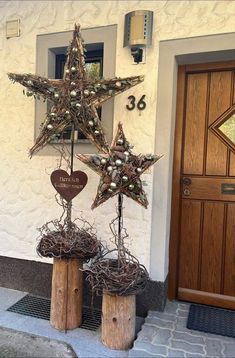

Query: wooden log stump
101;291;136;350
50;258;83;330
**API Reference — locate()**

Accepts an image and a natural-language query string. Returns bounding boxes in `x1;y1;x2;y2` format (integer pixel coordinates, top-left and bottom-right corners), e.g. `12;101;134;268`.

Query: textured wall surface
1;1;235;280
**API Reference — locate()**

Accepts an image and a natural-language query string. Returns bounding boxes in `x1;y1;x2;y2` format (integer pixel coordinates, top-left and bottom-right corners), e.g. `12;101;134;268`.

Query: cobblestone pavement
129;301;235;358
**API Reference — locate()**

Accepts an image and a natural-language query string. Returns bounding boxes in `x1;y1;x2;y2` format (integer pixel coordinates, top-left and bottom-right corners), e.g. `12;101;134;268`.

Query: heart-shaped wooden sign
50;170;88;202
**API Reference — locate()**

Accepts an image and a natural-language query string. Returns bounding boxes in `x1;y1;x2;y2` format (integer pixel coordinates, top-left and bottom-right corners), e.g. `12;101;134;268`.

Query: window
53;44;103;142
210;106;235;154
218;114;235;145
36;25;117;155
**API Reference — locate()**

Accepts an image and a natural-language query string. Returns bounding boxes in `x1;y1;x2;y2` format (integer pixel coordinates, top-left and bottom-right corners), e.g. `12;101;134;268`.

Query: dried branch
84;198;149;296
37;214;101;261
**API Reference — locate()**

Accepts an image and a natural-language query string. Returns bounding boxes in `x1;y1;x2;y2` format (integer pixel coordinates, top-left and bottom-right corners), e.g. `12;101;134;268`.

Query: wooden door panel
174;63;235;309
183;73;208;175
229;152;235;176
206;71;231;175
182;177;235;201
224;204;235;296
208;71;232;125
200;202;224;293
178;288;235;309
206;132;227;176
178;200;201;290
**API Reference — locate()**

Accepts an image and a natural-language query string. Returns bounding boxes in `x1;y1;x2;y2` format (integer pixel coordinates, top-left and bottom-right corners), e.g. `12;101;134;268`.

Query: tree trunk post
101;291;136;350
50;258;83;330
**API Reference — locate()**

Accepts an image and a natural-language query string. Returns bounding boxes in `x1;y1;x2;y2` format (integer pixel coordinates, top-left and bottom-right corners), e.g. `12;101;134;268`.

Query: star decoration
8;24;144;157
76;122;163;209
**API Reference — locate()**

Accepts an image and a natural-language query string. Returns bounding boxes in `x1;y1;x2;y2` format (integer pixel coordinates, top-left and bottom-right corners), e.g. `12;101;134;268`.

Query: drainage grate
7;294;101;331
7;294;51;320
81;306;101;331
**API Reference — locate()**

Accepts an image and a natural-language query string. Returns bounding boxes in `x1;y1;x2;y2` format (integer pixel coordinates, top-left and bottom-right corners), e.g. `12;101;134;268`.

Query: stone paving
0;326;77;358
1;287;235;357
0;287;128;358
129;301;235;358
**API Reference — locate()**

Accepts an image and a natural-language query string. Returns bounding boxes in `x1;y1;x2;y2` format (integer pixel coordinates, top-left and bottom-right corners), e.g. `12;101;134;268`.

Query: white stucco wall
1;0;235;281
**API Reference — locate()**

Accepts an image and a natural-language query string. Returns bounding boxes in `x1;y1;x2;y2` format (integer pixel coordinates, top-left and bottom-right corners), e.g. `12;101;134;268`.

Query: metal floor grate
7;294;101;331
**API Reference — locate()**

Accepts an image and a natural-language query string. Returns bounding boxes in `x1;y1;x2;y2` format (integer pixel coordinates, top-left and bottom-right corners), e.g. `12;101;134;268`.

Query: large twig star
8;24;143;157
77;123;163;209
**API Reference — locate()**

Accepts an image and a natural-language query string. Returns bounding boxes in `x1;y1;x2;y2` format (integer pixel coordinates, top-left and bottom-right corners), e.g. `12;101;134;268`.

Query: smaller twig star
76;122;163;209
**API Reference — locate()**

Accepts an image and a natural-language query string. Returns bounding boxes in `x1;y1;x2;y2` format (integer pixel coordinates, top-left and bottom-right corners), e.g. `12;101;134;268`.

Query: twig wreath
84;195;150;296
36;197;101;260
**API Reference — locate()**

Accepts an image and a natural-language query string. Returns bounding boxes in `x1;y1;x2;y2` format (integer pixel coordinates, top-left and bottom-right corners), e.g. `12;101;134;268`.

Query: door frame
168;60;235;300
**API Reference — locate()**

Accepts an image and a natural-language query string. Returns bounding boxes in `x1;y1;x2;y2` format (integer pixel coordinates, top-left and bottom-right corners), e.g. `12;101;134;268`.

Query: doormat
187;304;235;338
7;294;101;331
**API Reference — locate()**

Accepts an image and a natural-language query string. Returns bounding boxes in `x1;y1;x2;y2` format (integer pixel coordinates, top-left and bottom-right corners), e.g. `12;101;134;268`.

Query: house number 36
126;95;146;111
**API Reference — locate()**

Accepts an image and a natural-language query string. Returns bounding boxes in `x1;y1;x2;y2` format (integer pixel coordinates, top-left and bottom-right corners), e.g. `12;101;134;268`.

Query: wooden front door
170;61;235;309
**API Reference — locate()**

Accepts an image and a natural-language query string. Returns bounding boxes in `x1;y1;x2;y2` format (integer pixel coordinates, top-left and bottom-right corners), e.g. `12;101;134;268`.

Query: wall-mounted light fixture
123;10;153;64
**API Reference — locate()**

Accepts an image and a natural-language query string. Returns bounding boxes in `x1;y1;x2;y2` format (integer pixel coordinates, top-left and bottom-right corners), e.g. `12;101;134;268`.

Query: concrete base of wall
0;256;167;317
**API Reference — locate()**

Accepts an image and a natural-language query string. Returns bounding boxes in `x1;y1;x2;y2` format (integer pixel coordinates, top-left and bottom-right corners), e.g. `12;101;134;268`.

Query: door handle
182;177;192;186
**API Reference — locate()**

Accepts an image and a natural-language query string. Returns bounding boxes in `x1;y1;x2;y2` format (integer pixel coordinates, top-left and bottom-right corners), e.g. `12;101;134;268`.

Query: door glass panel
218;114;235;145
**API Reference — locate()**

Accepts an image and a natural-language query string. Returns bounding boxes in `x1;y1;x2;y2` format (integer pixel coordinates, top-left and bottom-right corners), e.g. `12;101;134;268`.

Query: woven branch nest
37;228;101;260
85;257;149;296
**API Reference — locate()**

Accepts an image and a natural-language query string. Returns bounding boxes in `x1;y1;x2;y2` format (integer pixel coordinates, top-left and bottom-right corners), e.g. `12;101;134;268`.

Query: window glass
52;47;103;142
218;114;235;145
